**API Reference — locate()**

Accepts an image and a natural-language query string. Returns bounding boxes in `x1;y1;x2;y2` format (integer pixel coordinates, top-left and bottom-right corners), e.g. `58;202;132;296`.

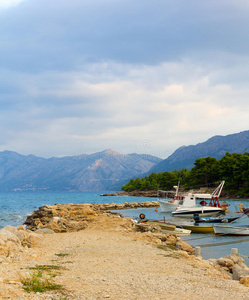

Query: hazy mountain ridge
1;130;249;192
0;149;162;192
150;130;249;173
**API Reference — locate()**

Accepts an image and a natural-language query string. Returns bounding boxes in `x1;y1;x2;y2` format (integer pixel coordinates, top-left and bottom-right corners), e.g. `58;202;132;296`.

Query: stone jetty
24;201;159;232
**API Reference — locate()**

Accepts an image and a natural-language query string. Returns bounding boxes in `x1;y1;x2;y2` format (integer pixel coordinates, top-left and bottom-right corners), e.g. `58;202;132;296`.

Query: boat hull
158;200;178;212
195;216;240;224
161;227;191;236
144;221;191;236
180;224;214;233
172;207;222;218
213;225;249;236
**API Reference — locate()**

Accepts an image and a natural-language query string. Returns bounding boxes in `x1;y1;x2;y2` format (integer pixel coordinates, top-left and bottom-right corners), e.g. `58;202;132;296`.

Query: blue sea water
0;192;152;228
0;192;249;265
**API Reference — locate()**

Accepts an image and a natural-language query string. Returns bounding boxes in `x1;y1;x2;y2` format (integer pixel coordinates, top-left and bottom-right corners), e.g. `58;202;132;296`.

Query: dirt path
0;215;249;299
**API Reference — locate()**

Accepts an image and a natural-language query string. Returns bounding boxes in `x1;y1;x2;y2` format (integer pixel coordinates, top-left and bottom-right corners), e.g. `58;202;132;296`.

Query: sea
0;192;249;266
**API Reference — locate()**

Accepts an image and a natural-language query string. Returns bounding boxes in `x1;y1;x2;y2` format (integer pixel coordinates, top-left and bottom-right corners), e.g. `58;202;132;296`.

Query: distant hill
149;130;249;173
0;150;162;192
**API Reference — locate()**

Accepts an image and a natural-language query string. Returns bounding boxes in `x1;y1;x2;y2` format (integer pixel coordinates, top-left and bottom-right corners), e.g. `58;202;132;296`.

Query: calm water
0;192;249;265
114;199;249;266
0;192;152;228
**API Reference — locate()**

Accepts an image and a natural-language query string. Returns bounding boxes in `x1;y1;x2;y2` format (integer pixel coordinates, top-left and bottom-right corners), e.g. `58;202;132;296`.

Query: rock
17;225;26;231
217;257;234;270
165;233;178;246
226;254;249;269
35;228;55;234
27;232;43;247
0;228;21;245
175;240;194;254
0;255;6;263
135;223;161;233
2;225;18;234
142;232;162;245
46;219;65;233
0;226;43;256
240;275;249;287
232;264;249;281
23;202;160;232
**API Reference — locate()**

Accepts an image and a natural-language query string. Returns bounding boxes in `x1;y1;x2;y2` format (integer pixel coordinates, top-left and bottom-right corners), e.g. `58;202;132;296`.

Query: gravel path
0;215;249;299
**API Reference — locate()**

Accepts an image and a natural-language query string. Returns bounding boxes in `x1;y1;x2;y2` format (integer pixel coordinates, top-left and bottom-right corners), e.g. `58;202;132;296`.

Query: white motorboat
158;183;185;212
213;224;249;236
171;181;226;218
158;198;180;212
171;205;222;218
158;182;212;213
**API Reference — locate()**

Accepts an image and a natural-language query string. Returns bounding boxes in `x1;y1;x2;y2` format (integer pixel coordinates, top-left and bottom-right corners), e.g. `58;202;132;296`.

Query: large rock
0;228;21;244
0;225;43;257
208;253;249;285
217;257;234;271
175;240;194;254
0;228;22;257
226;254;249;269
232;264;249;281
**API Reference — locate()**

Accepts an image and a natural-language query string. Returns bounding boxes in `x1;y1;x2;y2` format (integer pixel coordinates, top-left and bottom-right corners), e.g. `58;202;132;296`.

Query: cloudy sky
1;0;249;159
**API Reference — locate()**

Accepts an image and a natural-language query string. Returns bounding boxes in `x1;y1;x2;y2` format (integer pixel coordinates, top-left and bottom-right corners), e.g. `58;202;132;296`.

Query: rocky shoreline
101;189;249;200
101;190;159;197
23;201;159;232
0;202;249;298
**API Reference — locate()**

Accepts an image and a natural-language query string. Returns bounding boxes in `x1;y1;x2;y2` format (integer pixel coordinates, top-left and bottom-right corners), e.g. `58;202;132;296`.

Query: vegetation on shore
19;268;62;293
122;152;249;197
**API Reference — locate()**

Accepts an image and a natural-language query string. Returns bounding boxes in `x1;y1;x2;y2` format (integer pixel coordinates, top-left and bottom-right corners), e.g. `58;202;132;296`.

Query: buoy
139;213;146;219
155;209;158;212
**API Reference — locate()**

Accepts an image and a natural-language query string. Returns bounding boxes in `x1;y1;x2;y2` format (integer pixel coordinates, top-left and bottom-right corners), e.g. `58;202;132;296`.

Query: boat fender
238;204;244;213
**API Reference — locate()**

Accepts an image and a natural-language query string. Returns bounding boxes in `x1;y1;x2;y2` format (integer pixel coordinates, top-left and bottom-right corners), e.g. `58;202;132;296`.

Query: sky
0;0;249;159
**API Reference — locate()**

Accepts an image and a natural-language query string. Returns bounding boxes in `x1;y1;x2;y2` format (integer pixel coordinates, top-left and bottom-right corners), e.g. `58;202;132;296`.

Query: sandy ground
0;214;249;300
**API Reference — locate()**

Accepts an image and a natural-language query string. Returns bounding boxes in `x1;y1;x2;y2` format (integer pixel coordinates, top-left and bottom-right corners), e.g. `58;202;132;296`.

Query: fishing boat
213;224;249;236
171;181;226;218
172;205;222;218
144;220;191;236
135;215;191;236
158;182;212;213
193;214;241;224
180;224;214;233
158;182;183;212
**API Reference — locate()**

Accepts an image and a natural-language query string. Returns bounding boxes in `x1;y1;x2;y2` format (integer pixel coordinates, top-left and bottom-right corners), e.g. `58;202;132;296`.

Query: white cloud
0;0;26;9
1;58;248;158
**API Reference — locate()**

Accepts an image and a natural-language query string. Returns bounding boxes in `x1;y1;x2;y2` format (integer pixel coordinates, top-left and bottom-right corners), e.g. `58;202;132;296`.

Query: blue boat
193;214;241;224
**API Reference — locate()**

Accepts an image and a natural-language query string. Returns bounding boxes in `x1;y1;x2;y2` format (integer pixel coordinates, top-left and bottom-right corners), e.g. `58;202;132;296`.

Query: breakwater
24;201;159;232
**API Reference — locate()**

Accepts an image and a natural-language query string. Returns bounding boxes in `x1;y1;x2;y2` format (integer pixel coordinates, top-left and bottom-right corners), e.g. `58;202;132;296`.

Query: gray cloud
0;1;249;158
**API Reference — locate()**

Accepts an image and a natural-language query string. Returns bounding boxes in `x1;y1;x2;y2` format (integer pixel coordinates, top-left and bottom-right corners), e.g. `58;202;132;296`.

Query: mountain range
149;130;249;173
0;149;161;192
0;130;249;192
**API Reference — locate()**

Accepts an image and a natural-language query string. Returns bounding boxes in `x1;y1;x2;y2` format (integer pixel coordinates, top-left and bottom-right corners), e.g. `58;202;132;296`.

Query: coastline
0;203;249;299
101;189;249;200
